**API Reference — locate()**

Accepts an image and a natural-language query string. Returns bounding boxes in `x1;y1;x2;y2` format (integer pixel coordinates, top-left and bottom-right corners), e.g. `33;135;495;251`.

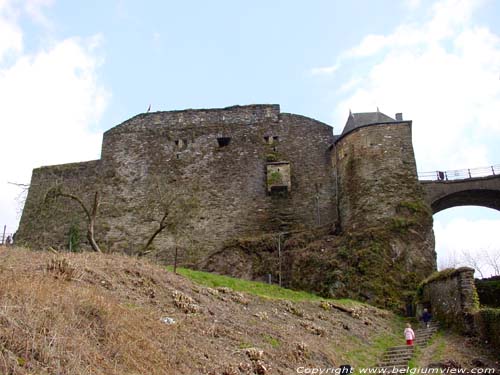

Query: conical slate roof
342;110;396;136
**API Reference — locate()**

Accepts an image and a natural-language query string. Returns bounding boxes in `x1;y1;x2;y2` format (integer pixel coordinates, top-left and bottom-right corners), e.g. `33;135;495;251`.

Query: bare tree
438;252;460;271
456;248;500;278
45;187;102;252
8;182;30;219
140;177;199;260
460;249;485;278
483;249;500;276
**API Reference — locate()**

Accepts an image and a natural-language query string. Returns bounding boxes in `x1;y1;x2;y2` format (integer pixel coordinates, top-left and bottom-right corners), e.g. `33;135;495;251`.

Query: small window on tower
273;136;279;143
217;137;231;147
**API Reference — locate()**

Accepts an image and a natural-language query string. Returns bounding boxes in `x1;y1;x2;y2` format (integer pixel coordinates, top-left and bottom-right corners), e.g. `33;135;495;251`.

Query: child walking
404;323;415;346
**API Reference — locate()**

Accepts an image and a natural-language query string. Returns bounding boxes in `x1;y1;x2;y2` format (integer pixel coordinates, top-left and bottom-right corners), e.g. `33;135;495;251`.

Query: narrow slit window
273;136;279;143
217;137;231;147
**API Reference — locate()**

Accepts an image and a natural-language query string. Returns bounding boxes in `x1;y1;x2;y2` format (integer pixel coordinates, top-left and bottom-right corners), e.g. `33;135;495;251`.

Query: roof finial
349;108;352;116
376;106;380;112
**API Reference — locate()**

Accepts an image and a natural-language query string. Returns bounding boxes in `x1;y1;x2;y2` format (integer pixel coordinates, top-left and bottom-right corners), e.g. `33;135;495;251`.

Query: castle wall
17;160;102;249
18;105;337;263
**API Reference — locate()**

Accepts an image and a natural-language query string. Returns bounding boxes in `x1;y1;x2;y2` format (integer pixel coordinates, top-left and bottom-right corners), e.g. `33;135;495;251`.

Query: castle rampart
18;105;337;261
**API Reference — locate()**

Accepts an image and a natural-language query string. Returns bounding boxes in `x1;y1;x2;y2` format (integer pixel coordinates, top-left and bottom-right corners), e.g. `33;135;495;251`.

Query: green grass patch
333;317;406;372
431;332;446;362
408;346;421;369
238;342;253;349
168;266;361;306
262;334;281;348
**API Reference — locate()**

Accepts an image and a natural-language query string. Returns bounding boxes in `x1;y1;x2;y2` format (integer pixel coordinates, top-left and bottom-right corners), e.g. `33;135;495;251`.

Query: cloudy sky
0;0;499;276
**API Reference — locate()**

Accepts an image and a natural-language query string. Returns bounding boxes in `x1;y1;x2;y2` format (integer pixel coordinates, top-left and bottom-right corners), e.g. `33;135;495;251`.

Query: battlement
105;104;281;135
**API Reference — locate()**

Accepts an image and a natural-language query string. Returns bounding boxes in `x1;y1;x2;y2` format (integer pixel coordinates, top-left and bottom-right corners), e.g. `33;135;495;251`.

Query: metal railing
418;164;500;181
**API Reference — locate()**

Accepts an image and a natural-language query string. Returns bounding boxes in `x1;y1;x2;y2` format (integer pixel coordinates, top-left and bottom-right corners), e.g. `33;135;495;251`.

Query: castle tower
335;111;417;229
334;110;436;274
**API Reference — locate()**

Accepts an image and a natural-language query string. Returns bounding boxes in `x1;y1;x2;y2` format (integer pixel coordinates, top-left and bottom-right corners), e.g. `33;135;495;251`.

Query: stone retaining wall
419;267;478;334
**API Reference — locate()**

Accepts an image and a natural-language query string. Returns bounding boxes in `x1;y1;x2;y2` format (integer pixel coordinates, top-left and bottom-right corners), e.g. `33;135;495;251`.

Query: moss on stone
267;171;283;186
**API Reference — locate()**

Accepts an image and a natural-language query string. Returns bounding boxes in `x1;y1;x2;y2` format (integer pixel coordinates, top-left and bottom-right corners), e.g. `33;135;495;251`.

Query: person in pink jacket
404;323;416;345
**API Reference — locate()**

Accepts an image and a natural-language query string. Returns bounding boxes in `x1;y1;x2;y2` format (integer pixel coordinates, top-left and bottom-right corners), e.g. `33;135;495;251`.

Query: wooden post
2;225;5;245
174;246;178;274
278;234;282;287
316;194;321;226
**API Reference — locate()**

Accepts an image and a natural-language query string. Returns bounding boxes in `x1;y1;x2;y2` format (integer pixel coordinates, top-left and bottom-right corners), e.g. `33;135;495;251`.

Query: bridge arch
420;166;500;214
428;188;500;214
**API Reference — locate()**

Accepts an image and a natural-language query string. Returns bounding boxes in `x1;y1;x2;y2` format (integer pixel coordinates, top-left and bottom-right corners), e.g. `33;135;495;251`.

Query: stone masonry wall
17;160;103;250
334;122;436;276
420;267;478;334
335;122;420;231
18;105;336;263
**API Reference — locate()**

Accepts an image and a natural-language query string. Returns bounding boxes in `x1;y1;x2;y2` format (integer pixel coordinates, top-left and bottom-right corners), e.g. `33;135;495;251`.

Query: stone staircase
375;321;439;371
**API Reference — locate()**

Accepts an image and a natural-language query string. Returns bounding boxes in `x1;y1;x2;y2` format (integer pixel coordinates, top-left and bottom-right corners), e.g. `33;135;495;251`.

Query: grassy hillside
0;247;406;375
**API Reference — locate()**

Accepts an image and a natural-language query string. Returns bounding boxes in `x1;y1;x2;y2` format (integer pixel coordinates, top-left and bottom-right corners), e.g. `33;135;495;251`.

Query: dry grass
0;246;405;374
0;248;181;374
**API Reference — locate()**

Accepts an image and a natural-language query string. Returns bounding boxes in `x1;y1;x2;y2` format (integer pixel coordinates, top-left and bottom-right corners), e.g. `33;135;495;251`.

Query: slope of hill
0;247;406;374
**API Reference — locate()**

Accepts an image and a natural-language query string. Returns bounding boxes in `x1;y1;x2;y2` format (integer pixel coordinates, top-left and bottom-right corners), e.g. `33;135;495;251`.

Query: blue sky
1;0;499;276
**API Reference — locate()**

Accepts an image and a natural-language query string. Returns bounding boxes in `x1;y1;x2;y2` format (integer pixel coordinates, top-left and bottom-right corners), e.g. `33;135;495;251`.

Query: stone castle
18;104;436;306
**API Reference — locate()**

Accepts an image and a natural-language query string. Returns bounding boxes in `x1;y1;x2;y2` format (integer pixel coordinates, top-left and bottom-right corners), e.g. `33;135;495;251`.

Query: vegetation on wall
475;277;500;307
139;176;200;259
475;308;500;352
205;222;429;312
267;171;283;186
68;223;81;252
44;186;102;253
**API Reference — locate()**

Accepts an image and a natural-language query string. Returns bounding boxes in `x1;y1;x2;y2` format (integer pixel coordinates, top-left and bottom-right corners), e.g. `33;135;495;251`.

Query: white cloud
24;0;55;28
0;0;109;233
0;1;22;62
405;0;422;9
310;63;340;76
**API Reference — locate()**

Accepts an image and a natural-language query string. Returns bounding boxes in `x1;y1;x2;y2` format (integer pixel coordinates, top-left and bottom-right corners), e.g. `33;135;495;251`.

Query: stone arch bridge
419;165;500;214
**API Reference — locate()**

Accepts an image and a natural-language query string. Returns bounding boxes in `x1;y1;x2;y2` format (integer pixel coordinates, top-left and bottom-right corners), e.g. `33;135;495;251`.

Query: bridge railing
418;164;500;181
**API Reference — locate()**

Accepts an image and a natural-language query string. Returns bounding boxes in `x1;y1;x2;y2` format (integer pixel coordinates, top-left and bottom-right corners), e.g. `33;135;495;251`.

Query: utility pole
2;225;5;245
316;193;321;226
174;246;179;274
278;233;282;287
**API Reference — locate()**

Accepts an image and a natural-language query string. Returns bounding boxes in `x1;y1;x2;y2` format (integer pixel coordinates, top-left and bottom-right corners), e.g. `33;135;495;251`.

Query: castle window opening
266;162;291;194
264;136;270;143
273;136;279;143
175;139;188;150
217;137;231;147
